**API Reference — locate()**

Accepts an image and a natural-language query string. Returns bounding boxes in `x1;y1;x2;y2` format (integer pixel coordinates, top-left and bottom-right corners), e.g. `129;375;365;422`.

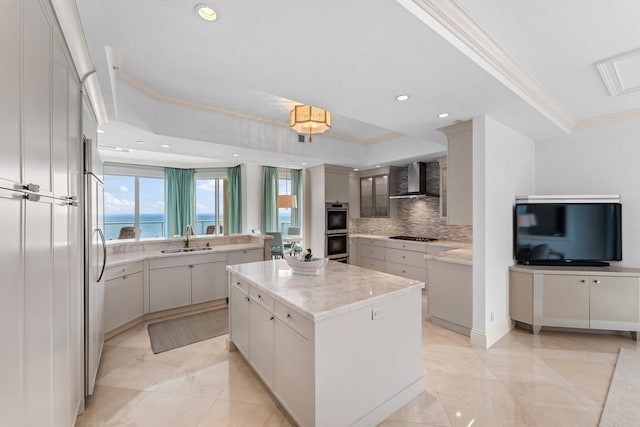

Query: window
195;178;227;235
278;170;292;234
104;165;165;240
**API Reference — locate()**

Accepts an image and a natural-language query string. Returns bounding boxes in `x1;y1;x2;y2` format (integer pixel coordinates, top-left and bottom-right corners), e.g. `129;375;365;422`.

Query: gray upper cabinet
359;167;398;218
440;120;472;225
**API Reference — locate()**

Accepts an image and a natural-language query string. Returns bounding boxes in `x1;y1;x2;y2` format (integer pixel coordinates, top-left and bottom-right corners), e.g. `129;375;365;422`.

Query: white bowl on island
284;256;328;275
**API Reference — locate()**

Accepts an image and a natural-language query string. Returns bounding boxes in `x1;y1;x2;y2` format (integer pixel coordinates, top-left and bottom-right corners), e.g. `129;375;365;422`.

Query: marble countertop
425;248;473;266
351;234;470;248
227;259;425;321
106;242;263;268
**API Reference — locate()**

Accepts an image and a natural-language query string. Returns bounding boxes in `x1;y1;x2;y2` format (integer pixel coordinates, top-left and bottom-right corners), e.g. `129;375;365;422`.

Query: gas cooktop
389;236;438;242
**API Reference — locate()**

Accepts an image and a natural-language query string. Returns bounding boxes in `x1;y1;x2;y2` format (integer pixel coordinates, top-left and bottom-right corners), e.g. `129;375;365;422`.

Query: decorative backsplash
350;162;473;243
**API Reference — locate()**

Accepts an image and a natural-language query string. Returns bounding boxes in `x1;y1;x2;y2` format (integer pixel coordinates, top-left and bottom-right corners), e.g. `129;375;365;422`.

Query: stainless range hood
389;162;440;199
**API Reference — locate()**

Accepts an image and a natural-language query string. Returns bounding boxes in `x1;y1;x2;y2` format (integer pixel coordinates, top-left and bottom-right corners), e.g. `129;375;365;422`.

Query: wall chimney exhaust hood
390;162;440;199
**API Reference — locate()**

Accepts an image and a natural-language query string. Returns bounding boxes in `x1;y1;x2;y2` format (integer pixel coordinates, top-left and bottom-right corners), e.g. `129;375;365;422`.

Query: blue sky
104;176;164;214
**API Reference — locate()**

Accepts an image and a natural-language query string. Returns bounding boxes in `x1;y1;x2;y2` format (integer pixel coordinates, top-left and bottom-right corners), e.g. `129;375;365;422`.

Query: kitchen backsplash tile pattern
351;163;472;243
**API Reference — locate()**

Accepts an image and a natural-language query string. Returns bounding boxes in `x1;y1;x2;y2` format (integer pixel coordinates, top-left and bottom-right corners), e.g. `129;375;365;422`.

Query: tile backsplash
351;197;472;242
350;162;472;243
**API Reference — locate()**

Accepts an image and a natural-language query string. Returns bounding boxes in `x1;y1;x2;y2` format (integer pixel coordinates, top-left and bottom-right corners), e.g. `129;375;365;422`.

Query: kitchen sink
161;247;213;254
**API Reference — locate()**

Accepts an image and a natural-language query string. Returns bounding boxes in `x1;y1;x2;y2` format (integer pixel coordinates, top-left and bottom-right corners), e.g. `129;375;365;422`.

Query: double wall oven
325;202;349;263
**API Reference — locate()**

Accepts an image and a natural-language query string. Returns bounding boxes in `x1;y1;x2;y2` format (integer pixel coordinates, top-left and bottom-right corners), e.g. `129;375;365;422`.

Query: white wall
472;116;535;348
241;163;263;233
535;119;640;267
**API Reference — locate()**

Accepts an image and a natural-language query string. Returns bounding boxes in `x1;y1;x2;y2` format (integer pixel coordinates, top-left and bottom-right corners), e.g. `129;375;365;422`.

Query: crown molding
116;69;398;145
575;107;640;129
396;0;576;134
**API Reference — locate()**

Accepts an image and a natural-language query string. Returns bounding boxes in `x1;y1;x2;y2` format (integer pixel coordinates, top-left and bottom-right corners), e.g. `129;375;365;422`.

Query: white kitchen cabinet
348;237;359;265
0;0;83;424
149;265;192;312
428;259;473;334
274;319;314;427
230;278;250;358
440;120;472;225
149;252;230;312
249;299;275;386
325;170;349;203
509;266;640;337
192;260;227;304
227;248;263;265
105;263;144;332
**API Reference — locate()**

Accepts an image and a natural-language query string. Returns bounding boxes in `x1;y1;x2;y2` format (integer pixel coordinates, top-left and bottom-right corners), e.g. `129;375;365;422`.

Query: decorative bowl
284;256;328;275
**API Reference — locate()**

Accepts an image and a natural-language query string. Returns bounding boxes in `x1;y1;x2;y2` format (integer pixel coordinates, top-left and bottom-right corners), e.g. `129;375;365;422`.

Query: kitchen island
227;259;425;427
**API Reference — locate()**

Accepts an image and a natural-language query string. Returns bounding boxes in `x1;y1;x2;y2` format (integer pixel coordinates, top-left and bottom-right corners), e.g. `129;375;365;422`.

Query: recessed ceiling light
114;147;122;151
301;162;307;165
437;112;449;118
161;144;171;148
395;94;409;101
97;129;105;134
353;168;359;171
195;4;217;21
136;140;144;145
232;153;239;157
376;165;381;168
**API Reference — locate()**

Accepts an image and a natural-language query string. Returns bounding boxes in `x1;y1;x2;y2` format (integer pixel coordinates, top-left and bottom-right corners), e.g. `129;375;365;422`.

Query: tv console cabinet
509;265;640;340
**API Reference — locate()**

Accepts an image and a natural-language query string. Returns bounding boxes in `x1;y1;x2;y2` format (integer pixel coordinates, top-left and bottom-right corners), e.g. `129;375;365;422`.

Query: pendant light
276;168;297;208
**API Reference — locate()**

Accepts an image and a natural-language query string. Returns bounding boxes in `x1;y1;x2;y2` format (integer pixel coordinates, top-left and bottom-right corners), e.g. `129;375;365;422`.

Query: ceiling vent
596;48;640;97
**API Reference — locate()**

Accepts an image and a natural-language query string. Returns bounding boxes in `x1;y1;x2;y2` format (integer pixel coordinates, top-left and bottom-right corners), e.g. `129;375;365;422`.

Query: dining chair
286;226;302;255
118;226;135;239
266;231;292;259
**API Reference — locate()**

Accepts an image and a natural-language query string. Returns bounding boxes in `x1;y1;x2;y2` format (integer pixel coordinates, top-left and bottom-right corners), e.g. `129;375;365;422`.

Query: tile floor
77;299;640;427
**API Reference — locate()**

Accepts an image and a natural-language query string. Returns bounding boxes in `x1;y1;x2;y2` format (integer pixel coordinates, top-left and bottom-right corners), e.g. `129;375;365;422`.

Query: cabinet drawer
385;262;425;282
228;248;263;265
230;274;249;294
359;238;386;248
359;256;385;272
274;301;313;339
249;284;275;312
359;244;385;260
104;261;143;282
385;248;425;268
385;240;426;252
149;253;226;269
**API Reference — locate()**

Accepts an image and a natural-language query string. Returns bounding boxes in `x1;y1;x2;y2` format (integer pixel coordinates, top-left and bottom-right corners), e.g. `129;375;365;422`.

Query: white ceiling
73;0;640;168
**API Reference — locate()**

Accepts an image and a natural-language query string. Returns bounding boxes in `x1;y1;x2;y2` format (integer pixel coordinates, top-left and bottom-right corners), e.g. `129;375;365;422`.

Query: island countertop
227;259;424;321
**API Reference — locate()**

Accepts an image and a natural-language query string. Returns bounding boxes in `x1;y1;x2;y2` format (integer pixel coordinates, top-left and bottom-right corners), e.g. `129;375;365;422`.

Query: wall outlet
372;307;384;320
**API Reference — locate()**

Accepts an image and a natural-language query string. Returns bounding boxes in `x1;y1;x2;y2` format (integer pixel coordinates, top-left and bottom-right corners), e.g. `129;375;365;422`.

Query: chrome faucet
185;224;194;248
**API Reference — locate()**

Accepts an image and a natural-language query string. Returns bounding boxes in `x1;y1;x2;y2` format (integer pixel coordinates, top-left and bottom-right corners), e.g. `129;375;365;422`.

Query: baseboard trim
430;316;471;336
470;328;487;348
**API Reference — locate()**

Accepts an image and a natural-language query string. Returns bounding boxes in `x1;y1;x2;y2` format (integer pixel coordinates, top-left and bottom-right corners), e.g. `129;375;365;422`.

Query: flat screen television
514;202;622;266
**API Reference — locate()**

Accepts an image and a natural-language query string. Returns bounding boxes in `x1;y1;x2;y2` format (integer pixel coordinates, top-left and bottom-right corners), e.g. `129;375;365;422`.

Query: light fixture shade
277;194;298;209
290;105;332;135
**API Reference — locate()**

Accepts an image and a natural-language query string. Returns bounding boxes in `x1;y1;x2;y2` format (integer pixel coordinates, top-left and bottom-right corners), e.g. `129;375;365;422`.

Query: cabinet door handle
580;279;586;283
593;280;601;284
402;256;406;259
244;296;250;302
258;294;262;299
269;316;274;321
22;183;40;192
236;281;241;285
286;313;291;319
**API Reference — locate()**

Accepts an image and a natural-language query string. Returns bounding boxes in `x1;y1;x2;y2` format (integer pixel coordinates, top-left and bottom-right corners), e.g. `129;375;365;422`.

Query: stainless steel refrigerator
84;136;105;396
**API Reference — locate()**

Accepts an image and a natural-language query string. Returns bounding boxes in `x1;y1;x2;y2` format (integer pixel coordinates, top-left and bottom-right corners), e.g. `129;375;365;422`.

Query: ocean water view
104;213;219;240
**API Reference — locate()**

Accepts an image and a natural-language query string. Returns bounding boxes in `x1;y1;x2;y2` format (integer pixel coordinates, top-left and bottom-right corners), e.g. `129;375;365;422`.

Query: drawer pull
258;294;262;299
402;256;406;259
402;270;406;274
580;279;586;283
244;296;250;302
269;316;274;321
593;280;601;284
286;313;291;319
236;281;241;285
